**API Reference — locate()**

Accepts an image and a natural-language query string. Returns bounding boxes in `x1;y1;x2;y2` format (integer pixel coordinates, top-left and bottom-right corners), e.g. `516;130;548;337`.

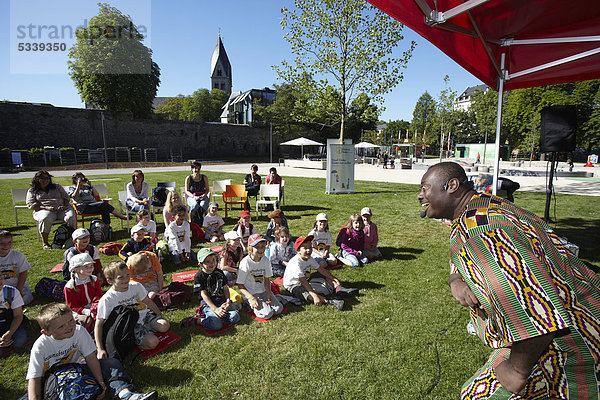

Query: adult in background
418;161;600;399
243;164;261;210
185;160;210;225
68;172;127;226
126;169;150;212
26;170;76;249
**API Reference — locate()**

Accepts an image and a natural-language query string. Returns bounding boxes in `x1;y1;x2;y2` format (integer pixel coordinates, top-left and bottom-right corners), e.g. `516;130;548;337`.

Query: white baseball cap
69;253;94;272
224;231;241;241
316;213;328;221
72;228;90;240
361;207;372;216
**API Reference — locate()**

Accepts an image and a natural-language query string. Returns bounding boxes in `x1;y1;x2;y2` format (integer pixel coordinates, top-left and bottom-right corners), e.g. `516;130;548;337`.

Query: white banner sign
326;138;354;194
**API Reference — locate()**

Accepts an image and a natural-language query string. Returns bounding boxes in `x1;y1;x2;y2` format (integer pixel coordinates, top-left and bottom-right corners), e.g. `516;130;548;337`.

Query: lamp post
101;111;108;170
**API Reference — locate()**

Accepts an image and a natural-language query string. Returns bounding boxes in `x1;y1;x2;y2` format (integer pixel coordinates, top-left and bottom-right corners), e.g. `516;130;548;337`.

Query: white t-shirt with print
26;325;96;379
283;254;320;290
0;250;31;288
203;213;224;234
236;255;272;294
134;220;157;234
97;281;149;324
0;284;24;310
309;230;332;257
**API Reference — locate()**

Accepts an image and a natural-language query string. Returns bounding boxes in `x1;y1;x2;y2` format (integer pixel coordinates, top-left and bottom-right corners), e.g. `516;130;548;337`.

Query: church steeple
211;34;232;94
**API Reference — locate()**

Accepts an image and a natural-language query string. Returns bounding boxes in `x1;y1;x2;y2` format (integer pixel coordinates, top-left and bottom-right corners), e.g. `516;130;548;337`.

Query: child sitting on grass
202;202;225;243
193;248;241;331
165;205;195;264
162;190;187;226
237;234;283;320
134;209;157;244
308;213;338;268
269;226;294;277
219;231;244;285
264;209;289;243
0;273;28;357
63;253;102;332
95;261;170;355
339;214;368;268
235;211;256;251
27;303;158;400
62;228;102;283
283;236;359;311
361;207;382;261
0;230;34;305
119;225;153;262
127;252;164;300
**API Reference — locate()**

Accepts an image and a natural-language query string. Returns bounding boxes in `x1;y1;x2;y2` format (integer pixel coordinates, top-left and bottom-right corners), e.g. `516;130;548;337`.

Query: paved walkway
3;160;600;196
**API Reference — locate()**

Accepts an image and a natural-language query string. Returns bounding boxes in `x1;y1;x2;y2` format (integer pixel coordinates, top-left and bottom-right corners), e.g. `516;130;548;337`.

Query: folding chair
72;184;112;228
255;185;281;216
222;185;247;219
11;188;29;226
152;181;176;221
211;179;231;204
118;191;137;230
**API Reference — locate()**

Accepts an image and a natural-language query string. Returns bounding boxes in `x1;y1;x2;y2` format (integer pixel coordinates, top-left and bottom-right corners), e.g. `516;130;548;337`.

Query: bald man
418;162;600;399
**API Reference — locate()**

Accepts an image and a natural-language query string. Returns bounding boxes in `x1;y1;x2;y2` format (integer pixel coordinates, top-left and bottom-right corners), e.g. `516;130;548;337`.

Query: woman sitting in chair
68;172;126;226
185;160;210;225
126;169;150;212
26;170;76;249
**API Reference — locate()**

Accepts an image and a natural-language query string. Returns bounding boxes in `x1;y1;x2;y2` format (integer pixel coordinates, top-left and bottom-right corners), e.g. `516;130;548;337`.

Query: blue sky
1;0;482;122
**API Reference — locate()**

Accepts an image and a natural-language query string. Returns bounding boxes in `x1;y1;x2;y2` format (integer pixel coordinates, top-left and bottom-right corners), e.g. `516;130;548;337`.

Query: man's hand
449;275;481;308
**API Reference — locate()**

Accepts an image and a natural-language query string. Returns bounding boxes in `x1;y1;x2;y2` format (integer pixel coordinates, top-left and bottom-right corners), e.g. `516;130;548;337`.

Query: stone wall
0;103;271;159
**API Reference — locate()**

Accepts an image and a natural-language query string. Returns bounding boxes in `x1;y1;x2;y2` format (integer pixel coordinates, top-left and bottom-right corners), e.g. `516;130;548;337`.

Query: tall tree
469;88;498;143
411;91;437;148
346;93;380;143
276;0;415;141
67;3;160;117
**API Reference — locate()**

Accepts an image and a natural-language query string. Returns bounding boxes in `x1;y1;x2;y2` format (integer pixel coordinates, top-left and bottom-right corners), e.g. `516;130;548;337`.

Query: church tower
211;35;232;94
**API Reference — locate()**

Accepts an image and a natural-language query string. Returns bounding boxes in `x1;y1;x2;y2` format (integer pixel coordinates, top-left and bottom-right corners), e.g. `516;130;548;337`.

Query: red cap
248;234;266;247
294;235;314;252
240;211;251;218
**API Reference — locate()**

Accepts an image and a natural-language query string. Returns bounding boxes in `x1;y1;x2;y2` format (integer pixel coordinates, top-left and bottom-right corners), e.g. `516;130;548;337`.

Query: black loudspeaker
540;105;577;152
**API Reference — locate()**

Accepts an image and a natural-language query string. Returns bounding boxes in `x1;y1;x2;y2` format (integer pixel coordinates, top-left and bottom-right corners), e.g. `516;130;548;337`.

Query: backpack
89;219;110;244
152;282;192;308
52;224;75;249
98;242;123;256
62;247;97;281
0;285;30;336
335;225;348;247
35;277;66;302
151;186;169;207
190;222;204;242
42;362;100;400
102;305;139;360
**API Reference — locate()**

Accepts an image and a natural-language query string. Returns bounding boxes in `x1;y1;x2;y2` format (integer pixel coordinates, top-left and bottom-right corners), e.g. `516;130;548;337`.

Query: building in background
454;84;488;111
211;35;232;94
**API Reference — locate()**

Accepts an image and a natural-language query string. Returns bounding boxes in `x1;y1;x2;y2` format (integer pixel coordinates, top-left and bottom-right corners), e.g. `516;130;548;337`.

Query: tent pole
492;53;506;196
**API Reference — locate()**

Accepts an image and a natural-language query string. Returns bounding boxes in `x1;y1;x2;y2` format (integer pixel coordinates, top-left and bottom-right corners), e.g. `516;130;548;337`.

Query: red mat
210;245;224;253
50;263;63;273
244;307;288;323
272;277;283;286
135;330;181;359
199;320;240;336
324;263;343;270
172;270;198;283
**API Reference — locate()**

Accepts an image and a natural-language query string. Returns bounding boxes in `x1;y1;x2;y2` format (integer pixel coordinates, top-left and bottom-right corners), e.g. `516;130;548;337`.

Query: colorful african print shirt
450;192;600;399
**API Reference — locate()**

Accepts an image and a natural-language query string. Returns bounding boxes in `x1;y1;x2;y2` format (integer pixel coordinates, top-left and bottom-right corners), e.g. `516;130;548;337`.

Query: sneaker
124;391;158;400
42;243;52;250
327;298;344;311
335;254;353;267
335;286;359;297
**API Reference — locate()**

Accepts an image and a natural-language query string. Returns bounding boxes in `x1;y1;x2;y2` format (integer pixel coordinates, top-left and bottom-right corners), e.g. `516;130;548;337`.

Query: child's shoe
327;298;344;310
122;391;158;400
335;286;359;297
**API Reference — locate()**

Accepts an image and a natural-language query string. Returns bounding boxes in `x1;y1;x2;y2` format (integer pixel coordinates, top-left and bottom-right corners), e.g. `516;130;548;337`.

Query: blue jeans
342;250;368;267
201;298;241;331
126;198;149;212
186;196;209;219
0;323;28;356
171;250;197;265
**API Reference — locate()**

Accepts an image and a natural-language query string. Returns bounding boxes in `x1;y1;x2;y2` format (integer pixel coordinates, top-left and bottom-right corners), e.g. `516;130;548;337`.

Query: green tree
155;89;229;122
154;95;185;120
470;88;498;143
346;93;380;143
67;3;160;117
276;0;415;141
431;76;457;155
411;91;436;147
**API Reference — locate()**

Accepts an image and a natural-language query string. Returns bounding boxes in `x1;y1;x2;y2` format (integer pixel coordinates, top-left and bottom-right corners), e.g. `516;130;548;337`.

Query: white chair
211;179;231;204
255;184;281;216
281;179;285;205
118;191;137;230
94;183;112;204
11;188;29;226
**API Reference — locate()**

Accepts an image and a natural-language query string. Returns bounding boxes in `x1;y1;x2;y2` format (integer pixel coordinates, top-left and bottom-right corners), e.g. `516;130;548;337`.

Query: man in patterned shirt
418;162;600;399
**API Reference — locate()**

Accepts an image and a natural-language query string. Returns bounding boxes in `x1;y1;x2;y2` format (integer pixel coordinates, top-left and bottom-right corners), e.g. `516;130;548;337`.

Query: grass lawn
1;169;599;399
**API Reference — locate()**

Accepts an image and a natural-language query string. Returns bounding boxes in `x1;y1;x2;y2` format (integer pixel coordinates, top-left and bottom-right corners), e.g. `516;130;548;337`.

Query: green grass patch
1;170;598;399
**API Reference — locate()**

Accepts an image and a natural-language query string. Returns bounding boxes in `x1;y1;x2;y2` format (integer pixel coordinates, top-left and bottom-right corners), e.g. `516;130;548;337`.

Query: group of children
0;195;381;399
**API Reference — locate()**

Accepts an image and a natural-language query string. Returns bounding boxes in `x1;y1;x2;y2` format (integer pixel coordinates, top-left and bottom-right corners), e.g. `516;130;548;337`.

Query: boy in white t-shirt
202;202;225;242
283;236;359;310
0;230;33;304
236;234;283;320
26;302;158;400
0;273;28;356
165;205;196;264
95;261;170;355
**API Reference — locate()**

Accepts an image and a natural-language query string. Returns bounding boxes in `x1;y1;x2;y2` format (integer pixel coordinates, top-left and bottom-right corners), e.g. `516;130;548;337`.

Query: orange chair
73;183;112;228
222;184;248;219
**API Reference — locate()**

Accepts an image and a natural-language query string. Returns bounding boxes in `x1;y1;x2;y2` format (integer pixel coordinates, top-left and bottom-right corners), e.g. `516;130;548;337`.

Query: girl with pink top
339;214;369;267
361;207;382;261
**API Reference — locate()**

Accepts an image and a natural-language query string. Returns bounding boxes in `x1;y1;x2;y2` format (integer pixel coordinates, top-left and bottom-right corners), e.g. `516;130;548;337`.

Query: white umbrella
280;137;324;158
354;142;380;148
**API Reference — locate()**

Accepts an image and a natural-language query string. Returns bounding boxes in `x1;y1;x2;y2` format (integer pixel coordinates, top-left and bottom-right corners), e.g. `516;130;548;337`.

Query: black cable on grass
418;314;463;399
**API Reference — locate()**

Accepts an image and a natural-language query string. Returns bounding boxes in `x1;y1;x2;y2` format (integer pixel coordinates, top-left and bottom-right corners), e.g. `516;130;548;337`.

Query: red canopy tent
368;0;600;192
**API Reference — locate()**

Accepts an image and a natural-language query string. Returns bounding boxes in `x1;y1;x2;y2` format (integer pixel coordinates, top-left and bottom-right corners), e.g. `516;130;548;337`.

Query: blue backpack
42;363;101;400
35;278;66;302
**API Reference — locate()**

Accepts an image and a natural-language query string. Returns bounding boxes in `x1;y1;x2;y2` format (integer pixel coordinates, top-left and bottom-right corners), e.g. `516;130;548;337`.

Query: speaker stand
544;152;558;222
